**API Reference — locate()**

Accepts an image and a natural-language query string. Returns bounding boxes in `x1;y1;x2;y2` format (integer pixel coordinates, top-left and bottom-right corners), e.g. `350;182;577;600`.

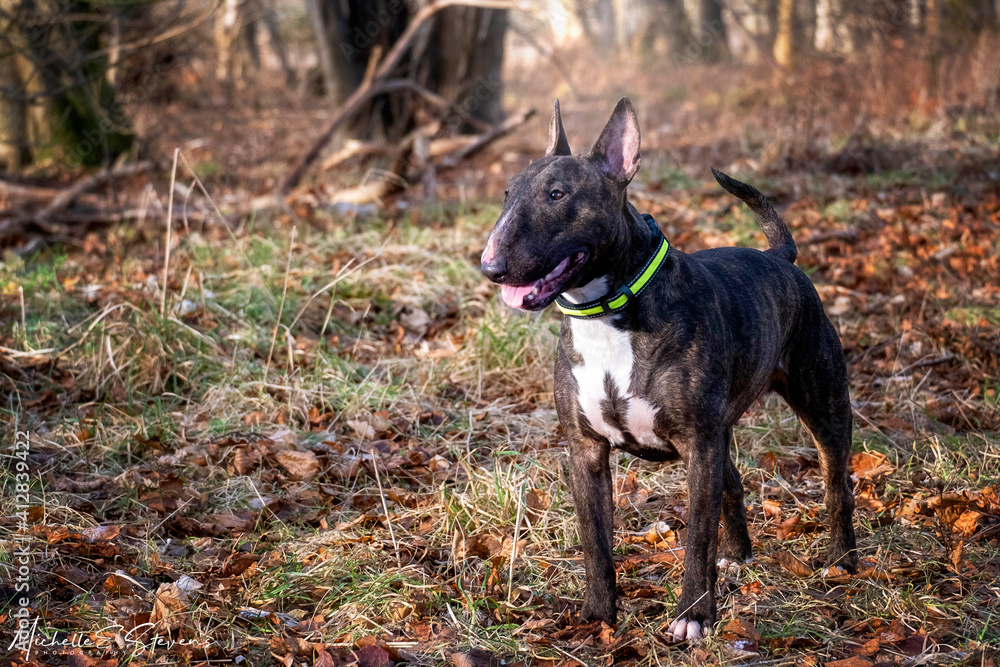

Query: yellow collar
556;214;670;319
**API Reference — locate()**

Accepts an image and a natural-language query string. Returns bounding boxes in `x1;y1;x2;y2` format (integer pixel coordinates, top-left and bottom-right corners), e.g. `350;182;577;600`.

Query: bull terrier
480;98;857;641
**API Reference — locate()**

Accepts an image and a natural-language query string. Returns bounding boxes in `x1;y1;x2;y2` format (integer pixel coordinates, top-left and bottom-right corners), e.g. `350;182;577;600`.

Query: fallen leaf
763;498;783;519
775;550;812;578
82;525;121;543
525;488;551;512
851;451;893;480
66;649;117;667
775;515;801;540
894;631;935;656
347;644;393;667
823;658;872;667
315;650;338;667
276;449;320;480
451;649;504;667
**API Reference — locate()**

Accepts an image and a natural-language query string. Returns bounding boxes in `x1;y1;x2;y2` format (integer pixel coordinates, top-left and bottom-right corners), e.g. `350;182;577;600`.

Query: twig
161;150;179;318
507;480;525;604
264;226;297;376
372;453;402;569
439;108;536;167
18;286;26;340
87;0;222;60
0;180;62;200
899;355;956;373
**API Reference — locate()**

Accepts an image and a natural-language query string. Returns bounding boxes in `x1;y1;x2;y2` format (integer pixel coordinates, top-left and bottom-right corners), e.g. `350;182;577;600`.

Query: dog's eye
504;189;509;199
549;189;565;201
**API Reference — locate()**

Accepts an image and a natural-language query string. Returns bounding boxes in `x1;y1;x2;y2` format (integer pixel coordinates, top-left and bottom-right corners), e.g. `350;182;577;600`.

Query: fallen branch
438;108;535;167
0;180;63;200
321;141;393;171
38;161;152;220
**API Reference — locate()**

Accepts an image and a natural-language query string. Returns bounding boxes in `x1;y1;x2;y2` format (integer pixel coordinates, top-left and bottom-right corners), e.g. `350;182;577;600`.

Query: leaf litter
2;135;999;667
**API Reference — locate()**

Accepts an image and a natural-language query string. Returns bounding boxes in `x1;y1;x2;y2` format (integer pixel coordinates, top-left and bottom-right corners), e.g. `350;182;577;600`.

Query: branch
438;108;535;167
38;161;152;220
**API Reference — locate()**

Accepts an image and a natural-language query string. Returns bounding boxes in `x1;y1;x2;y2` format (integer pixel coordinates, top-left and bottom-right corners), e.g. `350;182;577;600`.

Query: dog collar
556;214;670;319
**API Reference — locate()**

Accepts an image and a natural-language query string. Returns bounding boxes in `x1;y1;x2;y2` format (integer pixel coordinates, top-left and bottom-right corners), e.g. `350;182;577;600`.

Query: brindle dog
480;98;857;641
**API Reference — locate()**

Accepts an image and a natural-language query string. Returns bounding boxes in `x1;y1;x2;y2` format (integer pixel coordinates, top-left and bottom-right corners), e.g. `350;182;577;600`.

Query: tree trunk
0;0;132;172
773;0;796;66
0;35;27;171
214;0;243;96
421;7;507;126
662;0;696;59
925;0;941;99
308;0;507;140
697;0;729;61
815;0;853;54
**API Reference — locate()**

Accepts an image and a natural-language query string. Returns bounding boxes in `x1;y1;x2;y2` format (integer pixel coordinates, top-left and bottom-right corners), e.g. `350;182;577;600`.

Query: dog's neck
561;199;660;306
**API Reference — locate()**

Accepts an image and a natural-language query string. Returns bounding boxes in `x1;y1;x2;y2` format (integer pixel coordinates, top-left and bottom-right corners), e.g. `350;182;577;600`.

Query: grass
1;181;999;665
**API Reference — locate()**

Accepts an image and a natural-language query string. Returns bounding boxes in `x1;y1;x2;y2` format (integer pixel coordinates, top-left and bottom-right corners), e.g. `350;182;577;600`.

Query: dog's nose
480;258;508;282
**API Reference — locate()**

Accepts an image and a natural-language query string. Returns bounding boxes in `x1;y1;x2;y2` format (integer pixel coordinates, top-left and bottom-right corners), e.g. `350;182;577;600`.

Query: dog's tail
711;168;797;263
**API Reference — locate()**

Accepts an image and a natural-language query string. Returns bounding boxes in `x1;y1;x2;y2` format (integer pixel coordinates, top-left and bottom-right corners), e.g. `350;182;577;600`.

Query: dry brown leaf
763;498;783;519
233;447;258;475
775;550;812;578
949;541;968;573
276;449;320;480
451;649;504;667
952;510;982;537
823;657;872;667
314;650;337;667
525;488;551;512
775;514;801;540
66;649;117;667
346;644;393;667
851;451;893;479
149;581;193;631
82;524;121;543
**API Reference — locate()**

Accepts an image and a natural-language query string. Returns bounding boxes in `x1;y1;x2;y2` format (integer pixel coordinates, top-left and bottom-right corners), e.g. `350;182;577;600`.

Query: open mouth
500;251;588;310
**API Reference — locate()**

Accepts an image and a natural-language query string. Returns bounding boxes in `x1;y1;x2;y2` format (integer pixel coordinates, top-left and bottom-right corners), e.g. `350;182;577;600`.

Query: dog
480;98;858;642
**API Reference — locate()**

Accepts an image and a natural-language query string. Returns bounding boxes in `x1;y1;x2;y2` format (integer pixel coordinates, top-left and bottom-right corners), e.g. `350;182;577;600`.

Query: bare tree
696;0;729;61
772;0;795;66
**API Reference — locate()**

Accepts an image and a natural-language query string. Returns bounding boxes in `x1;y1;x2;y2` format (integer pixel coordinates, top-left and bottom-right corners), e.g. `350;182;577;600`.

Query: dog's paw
717;556;754;574
580;600;617;625
666;617;712;643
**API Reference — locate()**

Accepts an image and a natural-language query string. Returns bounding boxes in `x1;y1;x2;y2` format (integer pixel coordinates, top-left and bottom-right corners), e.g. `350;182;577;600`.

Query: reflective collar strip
556;217;670;319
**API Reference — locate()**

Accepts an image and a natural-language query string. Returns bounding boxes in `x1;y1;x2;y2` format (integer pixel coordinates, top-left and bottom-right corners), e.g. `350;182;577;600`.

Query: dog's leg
668;431;725;642
779;325;858;573
568;436;617;624
719;428;753;565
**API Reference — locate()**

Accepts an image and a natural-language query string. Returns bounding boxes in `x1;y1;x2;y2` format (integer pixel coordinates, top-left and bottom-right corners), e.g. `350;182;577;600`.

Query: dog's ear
546;99;572;156
590;97;640;183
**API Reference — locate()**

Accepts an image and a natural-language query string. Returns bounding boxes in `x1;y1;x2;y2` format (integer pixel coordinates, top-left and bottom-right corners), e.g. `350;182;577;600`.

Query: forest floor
2;59;1000;667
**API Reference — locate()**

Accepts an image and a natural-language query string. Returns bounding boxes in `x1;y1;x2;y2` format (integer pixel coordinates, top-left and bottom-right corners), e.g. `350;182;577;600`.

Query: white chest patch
567;304;663;447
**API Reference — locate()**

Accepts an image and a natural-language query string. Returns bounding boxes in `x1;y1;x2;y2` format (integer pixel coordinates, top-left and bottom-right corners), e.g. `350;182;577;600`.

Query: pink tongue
501;283;537;308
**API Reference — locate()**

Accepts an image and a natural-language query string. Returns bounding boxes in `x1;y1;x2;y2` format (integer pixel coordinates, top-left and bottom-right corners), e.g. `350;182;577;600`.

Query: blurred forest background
4;0;1000;194
2;1;999;666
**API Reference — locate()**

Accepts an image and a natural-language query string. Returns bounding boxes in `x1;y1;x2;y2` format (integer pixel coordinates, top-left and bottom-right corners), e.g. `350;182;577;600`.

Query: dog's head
480;97;641;310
